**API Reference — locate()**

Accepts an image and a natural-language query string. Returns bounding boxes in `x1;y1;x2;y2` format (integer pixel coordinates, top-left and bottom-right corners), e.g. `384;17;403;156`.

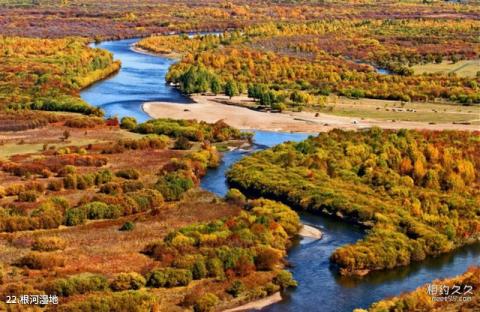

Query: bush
59;165;77;176
255;246;283;271
57;290;156;312
273;270;297;289
120;117;137;130
32;237;67;252
63;174;77;189
206;258;225;280
121;181;144;193
191;259;207;280
263;282;280;295
155;172;194;201
119;221;135;232
16;252;65;270
146;268;192;288
17;191;38;202
227;280;245;298
99;182;122;195
174;136;193;150
47;179;63;191
49;273;109;297
65;207;87;226
76;174;95;190
83;201;123;220
116;169;140;180
65;116;104;128
110;272;146;291
194;293;219;312
95;169;113;185
225;188;246;205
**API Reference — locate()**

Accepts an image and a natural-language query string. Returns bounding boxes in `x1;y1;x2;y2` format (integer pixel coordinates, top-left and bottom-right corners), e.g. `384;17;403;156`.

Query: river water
80;38;480;312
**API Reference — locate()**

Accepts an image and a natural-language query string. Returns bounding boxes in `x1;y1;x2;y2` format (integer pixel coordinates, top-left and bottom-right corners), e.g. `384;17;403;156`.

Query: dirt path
143;95;479;133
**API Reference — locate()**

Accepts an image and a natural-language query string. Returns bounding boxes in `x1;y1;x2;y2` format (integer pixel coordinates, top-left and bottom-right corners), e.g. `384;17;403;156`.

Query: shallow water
81;38;480;312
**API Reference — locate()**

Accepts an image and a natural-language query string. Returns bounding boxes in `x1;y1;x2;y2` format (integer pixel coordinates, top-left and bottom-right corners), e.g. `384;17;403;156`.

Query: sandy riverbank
223;292;283;312
143;95;479;133
299;224;323;240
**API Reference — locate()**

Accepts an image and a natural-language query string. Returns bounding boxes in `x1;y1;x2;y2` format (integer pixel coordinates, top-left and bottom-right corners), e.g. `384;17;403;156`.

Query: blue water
80;38;480;312
81;39;191;122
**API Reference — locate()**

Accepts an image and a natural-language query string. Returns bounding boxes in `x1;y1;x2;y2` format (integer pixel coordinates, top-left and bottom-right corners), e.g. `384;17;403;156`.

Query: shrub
119;221;135;232
273;270;297;289
110;272;146;291
116;169;140;180
17;191;38;202
76;174;95;190
47;179;63;191
83;202;123;220
255;246;283;271
57;290;156;312
206;258;225;280
59;165;77;176
146;268;192;288
64;116;104;128
191;260;207;280
63;174;77;189
16;252;65;270
121;181;144;193
127;189;164;212
95;169;113;185
120;117;137;130
174;136;193;150
49;273;109;297
194;293;219;312
155;172;194;201
263;282;280;295
65;207;87;226
227;280;245;298
225;188;246;205
32;237;67;252
99;182;122;195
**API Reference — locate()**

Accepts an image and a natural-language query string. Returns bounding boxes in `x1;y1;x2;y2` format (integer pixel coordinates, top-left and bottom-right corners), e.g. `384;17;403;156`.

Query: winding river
81;39;480;312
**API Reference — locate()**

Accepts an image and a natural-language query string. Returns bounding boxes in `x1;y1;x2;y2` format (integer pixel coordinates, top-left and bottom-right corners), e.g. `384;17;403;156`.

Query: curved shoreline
143;95;480;133
223;292;283;312
299;224;323;240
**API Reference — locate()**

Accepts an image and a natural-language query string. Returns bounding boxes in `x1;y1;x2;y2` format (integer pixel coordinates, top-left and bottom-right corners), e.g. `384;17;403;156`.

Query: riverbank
299;224;323;240
143;95;480;133
223;292;283;312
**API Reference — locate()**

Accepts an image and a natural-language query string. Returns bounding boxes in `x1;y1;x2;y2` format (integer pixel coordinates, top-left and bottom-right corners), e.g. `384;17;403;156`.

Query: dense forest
357;266;479;311
0;36;120;115
227;128;480;275
139;18;479;105
0;0;478;39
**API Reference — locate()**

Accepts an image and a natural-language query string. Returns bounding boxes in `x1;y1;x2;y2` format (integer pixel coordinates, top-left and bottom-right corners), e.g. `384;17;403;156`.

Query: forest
357;266;479;311
1;1;478;39
0;36;120;115
227;128;480;275
139;18;479;105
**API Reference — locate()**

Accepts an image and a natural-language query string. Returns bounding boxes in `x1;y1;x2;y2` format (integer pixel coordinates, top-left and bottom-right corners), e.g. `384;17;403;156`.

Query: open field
317;97;480;123
411;60;480;78
144;95;480;133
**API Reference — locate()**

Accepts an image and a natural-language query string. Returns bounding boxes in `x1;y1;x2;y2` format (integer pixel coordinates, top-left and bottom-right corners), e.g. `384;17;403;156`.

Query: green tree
224;80;238;99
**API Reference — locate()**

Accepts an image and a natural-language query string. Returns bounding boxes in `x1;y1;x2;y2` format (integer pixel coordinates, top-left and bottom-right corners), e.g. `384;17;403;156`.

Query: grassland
0;114;300;311
317;97;480;123
411;60;480;78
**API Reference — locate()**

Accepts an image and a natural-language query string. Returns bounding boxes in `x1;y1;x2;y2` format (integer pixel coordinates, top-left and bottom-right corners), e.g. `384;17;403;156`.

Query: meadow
0;114;298;311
